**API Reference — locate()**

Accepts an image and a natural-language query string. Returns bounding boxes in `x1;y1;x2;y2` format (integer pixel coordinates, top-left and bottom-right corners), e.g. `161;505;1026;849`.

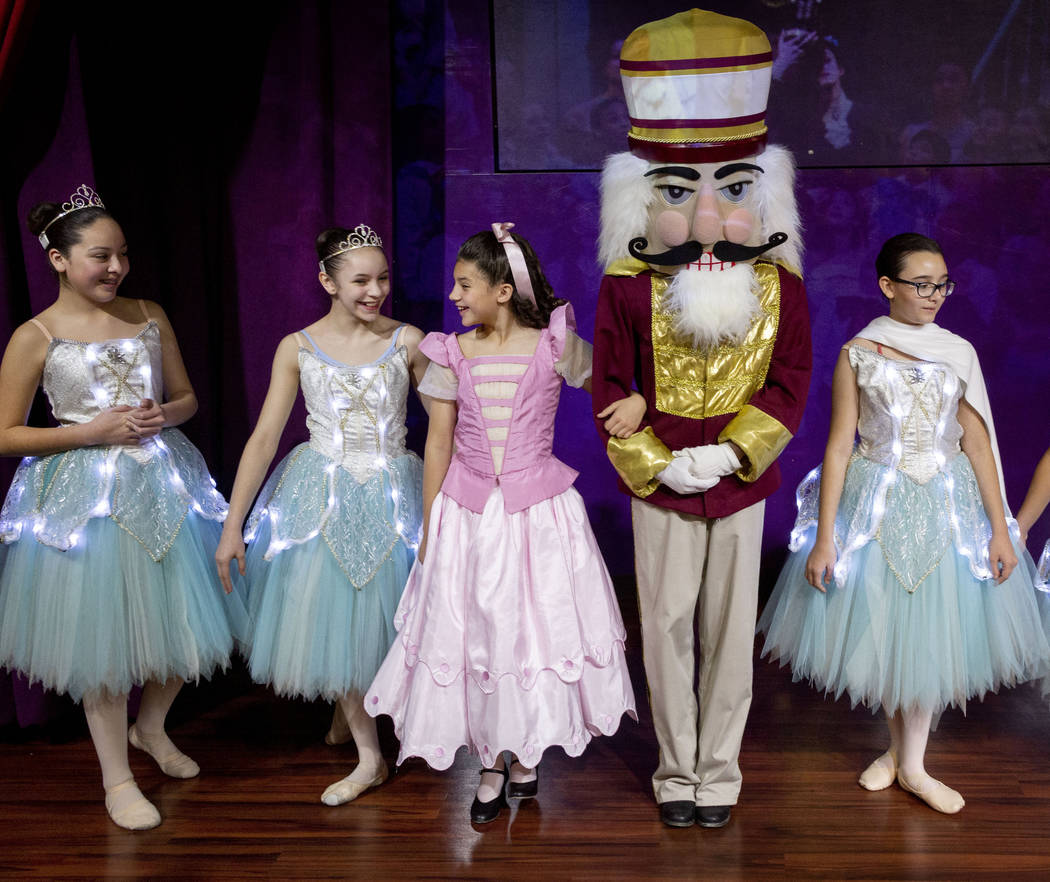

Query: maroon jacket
592;261;811;518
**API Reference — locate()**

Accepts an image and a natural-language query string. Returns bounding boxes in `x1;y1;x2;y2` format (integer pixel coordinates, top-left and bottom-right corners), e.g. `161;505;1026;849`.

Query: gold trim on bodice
651;262;781;419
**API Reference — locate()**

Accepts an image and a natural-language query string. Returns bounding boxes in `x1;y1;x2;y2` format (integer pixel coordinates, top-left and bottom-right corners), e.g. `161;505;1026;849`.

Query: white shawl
854;316;1010;516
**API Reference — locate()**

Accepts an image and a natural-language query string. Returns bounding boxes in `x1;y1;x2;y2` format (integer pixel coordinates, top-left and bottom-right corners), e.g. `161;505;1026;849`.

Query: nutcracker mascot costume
591;9;811;829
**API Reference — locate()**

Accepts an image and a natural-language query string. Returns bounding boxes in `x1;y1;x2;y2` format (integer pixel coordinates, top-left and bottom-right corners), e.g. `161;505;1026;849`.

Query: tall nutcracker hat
620;8;772;162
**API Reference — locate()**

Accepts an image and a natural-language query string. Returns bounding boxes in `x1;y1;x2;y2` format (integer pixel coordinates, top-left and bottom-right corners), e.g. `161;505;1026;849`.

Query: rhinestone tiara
318;224;383;272
38;184;106;250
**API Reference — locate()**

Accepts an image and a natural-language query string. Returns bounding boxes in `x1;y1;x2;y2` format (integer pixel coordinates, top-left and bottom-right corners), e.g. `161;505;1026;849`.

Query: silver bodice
43;321;163;425
790;344;998;589
851;345;963;484
300;335;411;483
0;321;227;556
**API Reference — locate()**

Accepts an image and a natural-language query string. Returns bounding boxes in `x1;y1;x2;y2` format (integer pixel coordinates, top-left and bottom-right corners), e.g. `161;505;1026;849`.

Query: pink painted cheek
724;209;756;244
654;211;689;247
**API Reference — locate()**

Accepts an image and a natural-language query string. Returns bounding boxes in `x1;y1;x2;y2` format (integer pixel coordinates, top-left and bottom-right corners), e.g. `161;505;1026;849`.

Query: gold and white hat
620;8;772;162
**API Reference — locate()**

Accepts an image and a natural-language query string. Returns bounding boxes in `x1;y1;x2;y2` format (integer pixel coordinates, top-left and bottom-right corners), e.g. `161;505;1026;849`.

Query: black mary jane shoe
507;765;539;799
470;767;509;824
659;800;696;828
695;804;731;828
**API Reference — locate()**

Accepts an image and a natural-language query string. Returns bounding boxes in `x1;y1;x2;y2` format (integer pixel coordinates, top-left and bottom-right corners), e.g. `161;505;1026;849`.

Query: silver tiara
38;184;106;250
318;224;383;272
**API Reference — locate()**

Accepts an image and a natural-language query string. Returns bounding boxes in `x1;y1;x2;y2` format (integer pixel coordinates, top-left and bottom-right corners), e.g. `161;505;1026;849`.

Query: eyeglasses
889;277;955;298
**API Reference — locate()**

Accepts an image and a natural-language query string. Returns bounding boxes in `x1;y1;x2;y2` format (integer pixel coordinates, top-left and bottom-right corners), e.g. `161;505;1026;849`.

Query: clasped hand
657;443;741;495
88;399;165;446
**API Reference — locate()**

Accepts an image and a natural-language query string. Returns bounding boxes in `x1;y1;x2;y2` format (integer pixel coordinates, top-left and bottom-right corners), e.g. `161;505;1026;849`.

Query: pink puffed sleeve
549;304;593;388
417;332;459;400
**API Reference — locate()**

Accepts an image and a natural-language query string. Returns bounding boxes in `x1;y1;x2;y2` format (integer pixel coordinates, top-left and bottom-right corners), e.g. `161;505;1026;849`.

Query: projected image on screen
493;0;1050;170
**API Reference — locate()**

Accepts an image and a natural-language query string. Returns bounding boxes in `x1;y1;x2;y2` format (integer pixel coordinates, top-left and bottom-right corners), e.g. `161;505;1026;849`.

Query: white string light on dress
788;465;821;551
92;451;118;517
262;363;348;558
1036;544;1050;591
832;358;901;584
0;462;30;539
935;371;994;580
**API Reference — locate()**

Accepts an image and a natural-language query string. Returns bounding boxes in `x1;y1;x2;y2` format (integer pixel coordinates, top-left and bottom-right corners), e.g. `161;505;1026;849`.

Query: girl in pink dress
366;223;639;823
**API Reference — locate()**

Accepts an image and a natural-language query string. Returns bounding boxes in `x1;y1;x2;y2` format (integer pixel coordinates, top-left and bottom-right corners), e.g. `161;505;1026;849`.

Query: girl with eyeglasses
758;232;1050;814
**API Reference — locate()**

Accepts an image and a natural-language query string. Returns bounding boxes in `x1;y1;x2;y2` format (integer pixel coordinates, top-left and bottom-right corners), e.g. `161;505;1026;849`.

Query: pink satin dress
365;305;636;770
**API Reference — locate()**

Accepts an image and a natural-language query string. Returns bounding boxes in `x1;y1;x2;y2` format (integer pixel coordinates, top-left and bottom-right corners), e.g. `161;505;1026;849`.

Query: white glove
675;443;742;483
657;455;719;494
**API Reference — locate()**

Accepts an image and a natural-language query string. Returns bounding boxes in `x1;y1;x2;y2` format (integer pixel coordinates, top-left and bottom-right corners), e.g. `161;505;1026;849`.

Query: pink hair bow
491;222;536;307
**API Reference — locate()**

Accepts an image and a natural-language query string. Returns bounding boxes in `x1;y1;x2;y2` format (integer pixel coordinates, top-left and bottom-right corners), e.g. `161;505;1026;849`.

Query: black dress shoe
696;804;731;828
659;800;696;828
507;766;538;799
470;767;509;823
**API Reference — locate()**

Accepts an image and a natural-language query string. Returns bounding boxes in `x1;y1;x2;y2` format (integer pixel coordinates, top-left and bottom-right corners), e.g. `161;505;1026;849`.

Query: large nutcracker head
599;9;801;347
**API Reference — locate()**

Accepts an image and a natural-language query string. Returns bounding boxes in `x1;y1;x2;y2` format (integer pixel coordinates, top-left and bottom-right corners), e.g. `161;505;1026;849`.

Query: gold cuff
719;405;792;482
607;427;674;498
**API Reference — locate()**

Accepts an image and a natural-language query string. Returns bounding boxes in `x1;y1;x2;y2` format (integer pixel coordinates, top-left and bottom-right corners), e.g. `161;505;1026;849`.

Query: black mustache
712;233;788;262
628;233;788;266
627;238;702;265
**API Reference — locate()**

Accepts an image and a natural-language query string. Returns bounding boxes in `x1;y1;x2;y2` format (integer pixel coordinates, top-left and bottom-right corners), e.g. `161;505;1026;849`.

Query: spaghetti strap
299;329;321;355
394;324;407;349
28;318;53;342
137;299;151;320
300;326;403;368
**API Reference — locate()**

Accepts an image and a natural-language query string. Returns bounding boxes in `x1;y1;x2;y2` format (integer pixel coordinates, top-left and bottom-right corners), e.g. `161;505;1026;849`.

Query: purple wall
3;2;1050;725
444;1;1050;579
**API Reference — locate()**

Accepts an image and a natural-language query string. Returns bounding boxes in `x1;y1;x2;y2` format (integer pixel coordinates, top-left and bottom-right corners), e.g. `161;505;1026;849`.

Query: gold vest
651;262;781;419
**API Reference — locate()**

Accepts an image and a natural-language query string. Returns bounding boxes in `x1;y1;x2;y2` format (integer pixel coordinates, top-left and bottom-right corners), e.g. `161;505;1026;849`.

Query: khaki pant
631;497;764;806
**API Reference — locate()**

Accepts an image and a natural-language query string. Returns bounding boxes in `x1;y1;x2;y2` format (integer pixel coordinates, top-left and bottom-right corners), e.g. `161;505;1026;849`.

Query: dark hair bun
26;202;63;237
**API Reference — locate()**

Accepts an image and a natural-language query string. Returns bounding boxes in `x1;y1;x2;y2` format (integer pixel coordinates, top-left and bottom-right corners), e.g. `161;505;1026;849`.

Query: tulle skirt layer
245;519;415;701
366;487;636;770
0;513;247;702
244;448;422;700
759;525;1050;715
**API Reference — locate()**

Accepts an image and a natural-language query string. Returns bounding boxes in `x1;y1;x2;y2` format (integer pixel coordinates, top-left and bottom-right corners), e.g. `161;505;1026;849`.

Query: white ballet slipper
897;771;965;814
104;778;161;831
321;763;388;806
129;725;200;779
858;750;897;791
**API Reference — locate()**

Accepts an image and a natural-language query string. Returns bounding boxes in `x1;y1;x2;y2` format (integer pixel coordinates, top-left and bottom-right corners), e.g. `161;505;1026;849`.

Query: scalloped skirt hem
366;652;637;771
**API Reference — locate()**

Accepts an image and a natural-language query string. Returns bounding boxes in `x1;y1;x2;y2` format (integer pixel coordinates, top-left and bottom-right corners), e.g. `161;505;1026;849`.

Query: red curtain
0;0;36;107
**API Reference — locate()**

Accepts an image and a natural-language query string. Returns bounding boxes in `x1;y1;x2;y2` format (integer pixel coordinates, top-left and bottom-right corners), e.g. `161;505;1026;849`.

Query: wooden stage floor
2;609;1050;880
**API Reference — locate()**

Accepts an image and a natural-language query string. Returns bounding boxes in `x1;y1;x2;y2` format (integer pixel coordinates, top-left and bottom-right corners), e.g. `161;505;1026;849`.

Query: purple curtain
0;1;393;726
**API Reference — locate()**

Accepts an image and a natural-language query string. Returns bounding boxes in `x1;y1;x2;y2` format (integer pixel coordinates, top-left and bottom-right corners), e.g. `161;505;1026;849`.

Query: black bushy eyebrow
713;163;763;179
644;166;701;180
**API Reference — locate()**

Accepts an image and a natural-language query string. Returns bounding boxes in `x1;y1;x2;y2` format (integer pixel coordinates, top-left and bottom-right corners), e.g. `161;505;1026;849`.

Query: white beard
664;262;762;348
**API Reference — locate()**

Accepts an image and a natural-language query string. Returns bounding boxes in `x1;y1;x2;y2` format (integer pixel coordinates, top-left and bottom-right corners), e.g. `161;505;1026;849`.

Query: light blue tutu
0;431;248;702
244;444;422;700
759;453;1050;714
